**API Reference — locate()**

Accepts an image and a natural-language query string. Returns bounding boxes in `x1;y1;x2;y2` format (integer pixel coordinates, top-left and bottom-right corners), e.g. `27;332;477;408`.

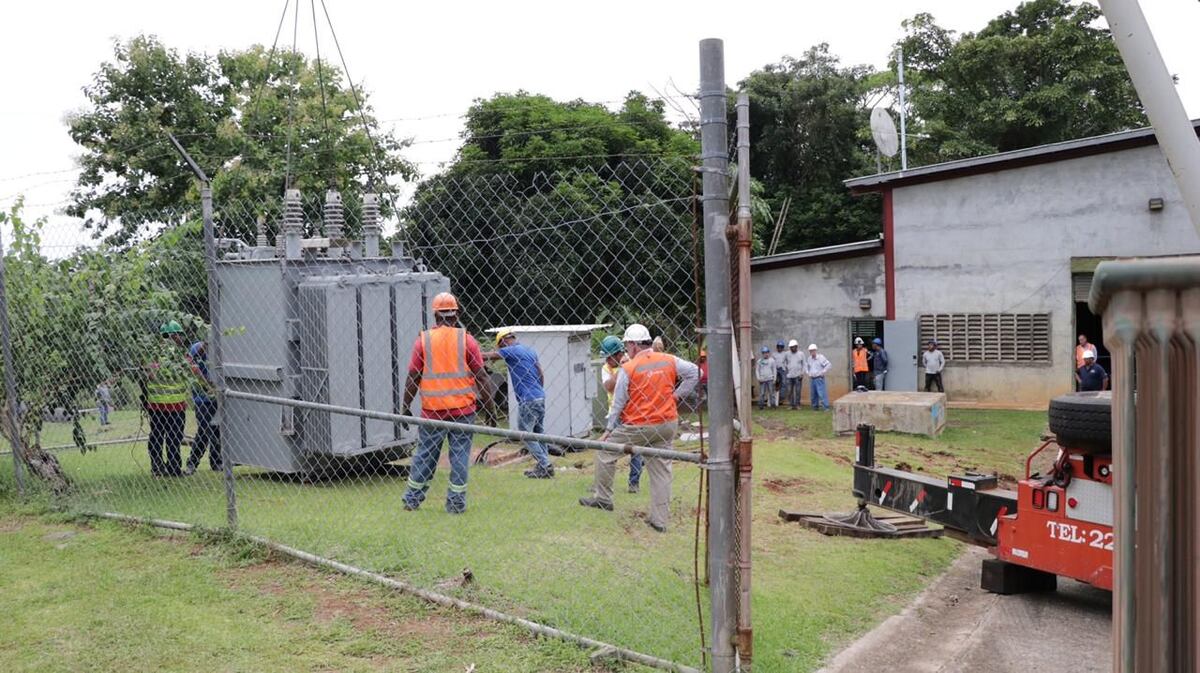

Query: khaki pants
592;420;678;529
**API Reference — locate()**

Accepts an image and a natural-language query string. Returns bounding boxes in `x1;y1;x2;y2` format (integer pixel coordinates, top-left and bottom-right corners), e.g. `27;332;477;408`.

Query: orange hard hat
431;292;459;314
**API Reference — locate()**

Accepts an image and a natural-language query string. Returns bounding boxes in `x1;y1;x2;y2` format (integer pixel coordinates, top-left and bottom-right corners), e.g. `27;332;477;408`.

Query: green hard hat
600;335;625;357
160;320;184;336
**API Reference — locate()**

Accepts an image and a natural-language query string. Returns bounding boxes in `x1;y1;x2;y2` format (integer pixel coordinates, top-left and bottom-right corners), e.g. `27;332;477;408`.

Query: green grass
1;406;1047;672
0;509;605;672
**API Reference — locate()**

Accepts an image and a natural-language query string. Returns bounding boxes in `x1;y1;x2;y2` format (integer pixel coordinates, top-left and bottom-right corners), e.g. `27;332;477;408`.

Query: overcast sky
2;0;1197;239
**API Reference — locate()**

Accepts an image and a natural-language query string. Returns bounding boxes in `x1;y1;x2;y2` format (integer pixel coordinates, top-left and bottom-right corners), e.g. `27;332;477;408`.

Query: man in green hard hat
143;320;192;477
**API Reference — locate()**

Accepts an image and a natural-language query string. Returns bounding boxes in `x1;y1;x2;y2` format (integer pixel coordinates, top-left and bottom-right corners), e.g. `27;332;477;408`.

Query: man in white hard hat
781;339;805;409
580;323;699;533
1077;349;1108;392
804;343;832;411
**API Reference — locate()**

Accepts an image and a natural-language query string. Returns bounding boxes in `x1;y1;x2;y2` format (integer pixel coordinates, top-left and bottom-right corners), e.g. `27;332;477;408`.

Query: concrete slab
818;546;1111;673
833;391;947;437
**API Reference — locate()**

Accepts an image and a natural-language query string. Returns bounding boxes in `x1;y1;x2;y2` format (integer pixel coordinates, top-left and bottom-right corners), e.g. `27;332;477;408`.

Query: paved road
818;546;1112;673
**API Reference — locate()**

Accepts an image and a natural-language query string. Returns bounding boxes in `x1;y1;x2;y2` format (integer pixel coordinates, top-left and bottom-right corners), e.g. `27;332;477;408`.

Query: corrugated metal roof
485;324;612;334
750;238;883;271
845;120;1200;193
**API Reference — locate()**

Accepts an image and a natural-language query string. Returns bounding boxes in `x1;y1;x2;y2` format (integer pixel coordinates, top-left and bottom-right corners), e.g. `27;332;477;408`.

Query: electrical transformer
217;190;449;474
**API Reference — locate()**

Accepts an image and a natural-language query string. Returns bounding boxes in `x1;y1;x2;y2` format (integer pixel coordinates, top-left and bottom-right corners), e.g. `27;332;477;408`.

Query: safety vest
146;351;189;405
1075;345;1090;370
419;326;476;412
852;347;869;373
620;351;679;426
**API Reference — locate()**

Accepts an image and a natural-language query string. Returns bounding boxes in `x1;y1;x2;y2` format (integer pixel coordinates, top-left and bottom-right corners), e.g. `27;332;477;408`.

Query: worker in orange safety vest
401;292;491;514
851;337;871;391
580;323;699;533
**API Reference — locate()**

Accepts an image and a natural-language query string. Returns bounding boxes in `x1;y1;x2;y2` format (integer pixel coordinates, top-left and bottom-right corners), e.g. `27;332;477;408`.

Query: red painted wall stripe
882;188;895;320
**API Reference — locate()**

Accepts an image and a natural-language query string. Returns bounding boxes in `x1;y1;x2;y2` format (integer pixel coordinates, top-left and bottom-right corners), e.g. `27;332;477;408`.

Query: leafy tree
897;0;1145;163
405;93;700;343
67;35;416;243
0;200;193;493
738;45;882;253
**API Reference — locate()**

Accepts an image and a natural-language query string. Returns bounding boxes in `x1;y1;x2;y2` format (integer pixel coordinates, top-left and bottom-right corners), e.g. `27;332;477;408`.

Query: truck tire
1048;391;1111;452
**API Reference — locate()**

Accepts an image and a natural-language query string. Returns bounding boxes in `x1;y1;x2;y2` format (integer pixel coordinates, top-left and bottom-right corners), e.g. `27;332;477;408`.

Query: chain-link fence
0;155;730;671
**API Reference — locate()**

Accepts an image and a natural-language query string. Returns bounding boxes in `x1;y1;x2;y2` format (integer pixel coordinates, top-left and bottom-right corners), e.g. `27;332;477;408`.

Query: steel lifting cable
283;0;301;190
309;0;333;189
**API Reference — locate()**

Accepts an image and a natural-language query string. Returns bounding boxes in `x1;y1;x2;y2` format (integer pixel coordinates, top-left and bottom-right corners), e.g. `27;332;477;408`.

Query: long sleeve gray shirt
606;353;700;431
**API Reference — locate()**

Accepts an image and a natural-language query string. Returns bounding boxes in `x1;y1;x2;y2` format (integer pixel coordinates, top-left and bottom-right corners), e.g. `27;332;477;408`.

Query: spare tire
1048;391;1111;453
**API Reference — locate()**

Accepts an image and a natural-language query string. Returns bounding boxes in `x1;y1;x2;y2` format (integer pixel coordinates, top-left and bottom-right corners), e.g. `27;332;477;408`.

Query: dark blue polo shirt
1078;363;1108;392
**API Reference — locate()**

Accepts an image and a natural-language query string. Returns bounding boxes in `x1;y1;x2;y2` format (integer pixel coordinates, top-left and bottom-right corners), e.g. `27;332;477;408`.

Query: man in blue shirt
486;329;554;478
1077;349;1109;392
871;338;889;391
185;340;221;474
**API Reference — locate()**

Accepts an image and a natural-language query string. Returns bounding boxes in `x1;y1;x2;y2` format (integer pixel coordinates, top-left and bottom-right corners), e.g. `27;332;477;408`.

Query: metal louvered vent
919;313;1051;363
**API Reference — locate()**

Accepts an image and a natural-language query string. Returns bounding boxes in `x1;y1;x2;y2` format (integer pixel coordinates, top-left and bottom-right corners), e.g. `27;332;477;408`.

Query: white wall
892;144;1200;405
751;254;885;400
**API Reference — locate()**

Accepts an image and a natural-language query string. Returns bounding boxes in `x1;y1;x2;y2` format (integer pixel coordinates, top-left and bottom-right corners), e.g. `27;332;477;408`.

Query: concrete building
751;122;1200;407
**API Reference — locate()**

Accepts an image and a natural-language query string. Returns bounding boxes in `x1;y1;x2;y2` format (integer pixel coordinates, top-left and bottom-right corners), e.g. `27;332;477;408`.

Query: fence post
0;231;25;498
699;37;736;673
200;187;237;530
733;90;754;669
167;131;238;530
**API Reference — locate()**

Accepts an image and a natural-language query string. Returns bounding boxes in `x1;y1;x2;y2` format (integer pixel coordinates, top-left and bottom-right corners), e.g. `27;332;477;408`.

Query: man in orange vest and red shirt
851;337;871;391
401;292;491;514
580;323;699;533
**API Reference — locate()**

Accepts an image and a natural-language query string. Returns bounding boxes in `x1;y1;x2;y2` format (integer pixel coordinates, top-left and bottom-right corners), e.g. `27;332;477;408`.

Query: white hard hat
788;339;799;348
1084;349;1096;360
808;343;818;351
622;323;652;343
854;337;864;346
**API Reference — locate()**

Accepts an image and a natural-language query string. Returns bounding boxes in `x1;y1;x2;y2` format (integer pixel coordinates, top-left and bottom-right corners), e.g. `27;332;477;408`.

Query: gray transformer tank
216;190;449;474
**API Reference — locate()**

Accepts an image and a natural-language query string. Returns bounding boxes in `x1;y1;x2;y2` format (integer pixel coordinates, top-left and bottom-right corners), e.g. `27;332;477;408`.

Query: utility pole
699;37;737;673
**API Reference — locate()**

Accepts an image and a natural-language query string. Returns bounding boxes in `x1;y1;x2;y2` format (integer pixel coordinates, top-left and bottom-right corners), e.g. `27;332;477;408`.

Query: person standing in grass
581;323;698;533
484;328;554;479
599;335;642;493
144;321;191;477
756;346;776;411
185;340;221;474
94;380;112;426
805;344;832;411
781;340;805;409
401;293;491;514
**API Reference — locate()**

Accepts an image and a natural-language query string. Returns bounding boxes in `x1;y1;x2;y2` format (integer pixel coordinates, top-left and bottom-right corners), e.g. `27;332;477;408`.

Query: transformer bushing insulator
255;215;269;248
362;193;381;257
323;190;345;243
280;188;304;259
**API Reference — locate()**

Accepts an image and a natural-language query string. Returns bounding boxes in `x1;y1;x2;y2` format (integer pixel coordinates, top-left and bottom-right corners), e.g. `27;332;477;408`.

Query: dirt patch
762;477;812;495
222;559;461;644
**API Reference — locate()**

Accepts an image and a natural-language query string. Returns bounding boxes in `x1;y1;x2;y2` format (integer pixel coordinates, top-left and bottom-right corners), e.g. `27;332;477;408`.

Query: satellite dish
871;107;899;158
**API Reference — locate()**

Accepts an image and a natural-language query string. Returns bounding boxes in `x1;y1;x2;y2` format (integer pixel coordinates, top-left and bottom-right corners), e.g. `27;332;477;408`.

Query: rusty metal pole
733;91;754;669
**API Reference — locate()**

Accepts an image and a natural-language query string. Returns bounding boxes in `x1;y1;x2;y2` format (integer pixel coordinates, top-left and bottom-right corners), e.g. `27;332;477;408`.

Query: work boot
628;482;640;494
647;520;666;534
524;464;554;479
578;497;613;512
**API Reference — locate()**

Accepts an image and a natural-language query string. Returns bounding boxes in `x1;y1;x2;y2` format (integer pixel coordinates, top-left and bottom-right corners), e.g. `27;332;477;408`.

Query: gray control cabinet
217;253;449;474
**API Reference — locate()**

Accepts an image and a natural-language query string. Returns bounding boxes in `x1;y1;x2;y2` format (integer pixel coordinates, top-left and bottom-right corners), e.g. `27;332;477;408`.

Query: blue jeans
404;414;475;513
97;402;110;425
758;381;774;409
629;453;643;487
188;400;222;470
785;376;803;408
517;399;551;469
810;377;829;410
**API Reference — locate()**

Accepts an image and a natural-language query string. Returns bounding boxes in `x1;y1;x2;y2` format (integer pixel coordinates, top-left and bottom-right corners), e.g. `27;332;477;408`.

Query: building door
849;319;884;390
883;319;919;390
1072;272;1109;377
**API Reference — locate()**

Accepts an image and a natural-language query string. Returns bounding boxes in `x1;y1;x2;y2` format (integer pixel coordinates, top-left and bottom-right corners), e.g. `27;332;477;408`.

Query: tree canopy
896;0;1145;163
66;35;415;242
